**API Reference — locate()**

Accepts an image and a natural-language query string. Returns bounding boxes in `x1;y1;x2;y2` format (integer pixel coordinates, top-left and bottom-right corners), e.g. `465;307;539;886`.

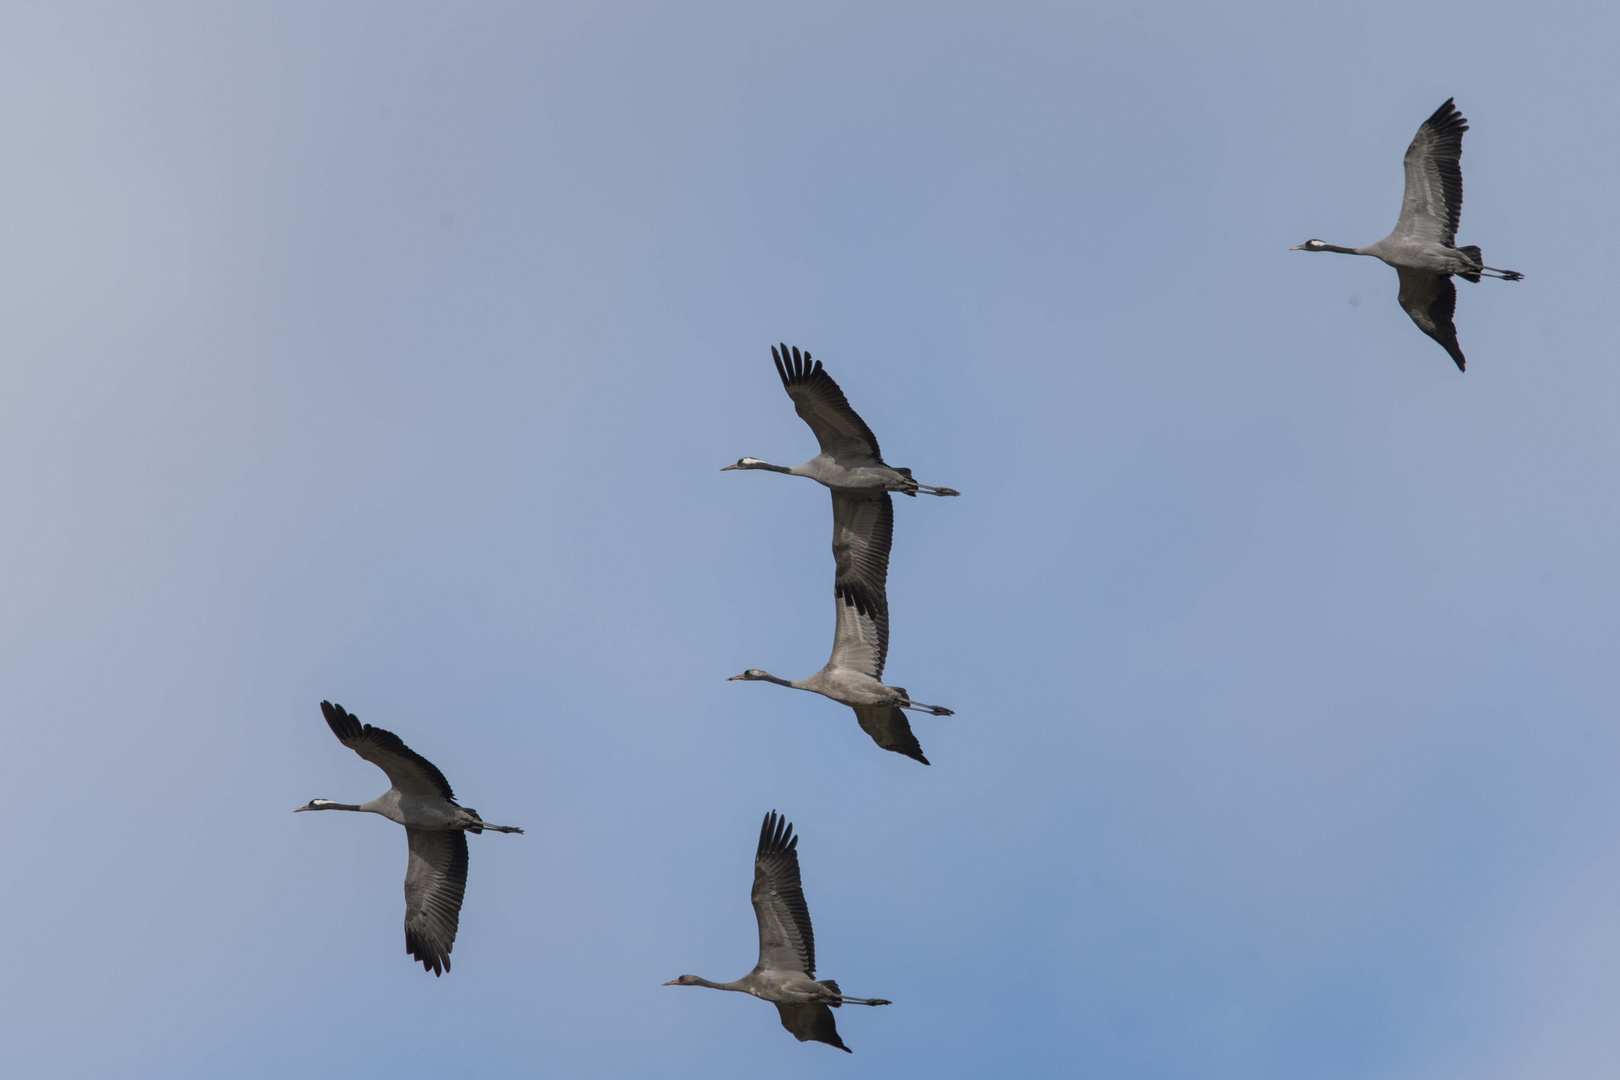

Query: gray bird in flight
1292;98;1521;370
296;701;523;975
665;812;890;1052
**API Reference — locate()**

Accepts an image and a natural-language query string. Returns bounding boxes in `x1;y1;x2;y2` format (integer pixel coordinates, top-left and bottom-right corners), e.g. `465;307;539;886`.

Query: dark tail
1457;246;1483;283
820;979;842;1006
1458;244;1523;282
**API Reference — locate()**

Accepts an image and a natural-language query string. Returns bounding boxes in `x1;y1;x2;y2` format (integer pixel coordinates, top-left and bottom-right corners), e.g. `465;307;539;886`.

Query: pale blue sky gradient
2;3;1618;1078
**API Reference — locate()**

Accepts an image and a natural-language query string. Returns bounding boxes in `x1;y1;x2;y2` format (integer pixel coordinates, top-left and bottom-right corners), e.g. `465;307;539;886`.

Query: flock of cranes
296;97;1519;1053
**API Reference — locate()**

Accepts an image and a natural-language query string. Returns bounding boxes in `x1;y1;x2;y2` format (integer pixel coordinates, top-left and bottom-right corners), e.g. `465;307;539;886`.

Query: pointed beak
719;463;740;471
727;673;746;681
663;979;681;985
293;805;309;812
1289;243;1307;250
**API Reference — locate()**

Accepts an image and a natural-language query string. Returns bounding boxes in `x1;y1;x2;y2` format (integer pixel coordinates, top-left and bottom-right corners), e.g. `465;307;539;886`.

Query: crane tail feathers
1458;245;1483;283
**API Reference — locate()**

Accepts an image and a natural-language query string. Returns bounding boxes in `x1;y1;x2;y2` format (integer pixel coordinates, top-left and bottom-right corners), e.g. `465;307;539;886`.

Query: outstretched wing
828;490;892;679
775;1003;850;1052
1395;269;1466;371
403;827;468;976
752;811;816;977
852;704;929;765
321;701;455;799
1394;98;1467;247
773;344;883;461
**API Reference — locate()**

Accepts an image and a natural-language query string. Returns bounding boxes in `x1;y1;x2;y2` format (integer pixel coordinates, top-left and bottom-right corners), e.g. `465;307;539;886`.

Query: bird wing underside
403;827;468;976
1395;269;1466;370
321;701;456;799
775;1003;850;1052
1395;98;1467;247
829;490;892;679
853;704;929;764
752;812;816;977
773;344;884;462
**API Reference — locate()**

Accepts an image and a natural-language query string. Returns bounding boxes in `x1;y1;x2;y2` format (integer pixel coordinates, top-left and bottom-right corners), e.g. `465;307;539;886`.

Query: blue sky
2;2;1617;1077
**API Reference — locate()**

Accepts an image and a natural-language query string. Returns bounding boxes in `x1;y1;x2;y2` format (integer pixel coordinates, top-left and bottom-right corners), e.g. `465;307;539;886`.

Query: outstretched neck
683;975;752;993
731;669;812;691
1318;242;1365;255
304;801;364;812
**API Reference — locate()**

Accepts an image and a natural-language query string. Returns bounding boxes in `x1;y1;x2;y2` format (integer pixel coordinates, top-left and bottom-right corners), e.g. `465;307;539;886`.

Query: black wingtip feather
1427;278;1466;371
772;343;819;388
1424;97;1468;135
759;810;797;856
320;700;363;741
405;929;450;976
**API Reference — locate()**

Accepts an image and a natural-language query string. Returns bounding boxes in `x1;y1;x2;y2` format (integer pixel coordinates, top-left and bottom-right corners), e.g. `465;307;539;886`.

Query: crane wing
403;827;468;976
321;701;456;799
752;811;816;977
829;490;892;679
774;1003;850;1052
1395;269;1466;371
773;344;883;462
852;704;929;765
1394;98;1467;247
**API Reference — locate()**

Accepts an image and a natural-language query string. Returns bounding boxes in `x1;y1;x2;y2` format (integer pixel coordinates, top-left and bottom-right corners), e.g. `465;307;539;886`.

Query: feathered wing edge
752;811;816;976
772;344;884;461
320;700;457;800
1399;97;1468;246
830;490;893;678
775;1002;852;1052
1396;269;1466;371
853;704;929;765
403;828;469;976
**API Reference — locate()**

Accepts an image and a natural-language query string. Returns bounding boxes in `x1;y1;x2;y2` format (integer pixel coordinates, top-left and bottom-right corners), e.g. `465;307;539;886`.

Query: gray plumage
726;346;953;762
664;812;890;1053
296;701;523;976
730;487;951;764
1292;98;1522;371
721;344;959;496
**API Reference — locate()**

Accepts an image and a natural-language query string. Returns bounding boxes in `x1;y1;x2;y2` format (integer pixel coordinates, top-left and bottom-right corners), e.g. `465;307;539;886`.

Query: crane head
664;975;703;986
1290;239;1329;251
